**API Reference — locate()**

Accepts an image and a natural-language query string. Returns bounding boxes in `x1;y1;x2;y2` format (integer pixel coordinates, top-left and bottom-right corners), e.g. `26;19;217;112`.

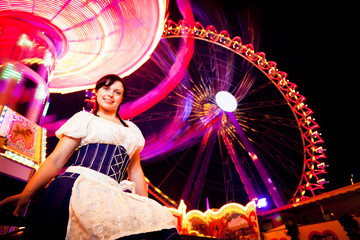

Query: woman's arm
128;150;148;197
0;136;80;216
22;136;80;197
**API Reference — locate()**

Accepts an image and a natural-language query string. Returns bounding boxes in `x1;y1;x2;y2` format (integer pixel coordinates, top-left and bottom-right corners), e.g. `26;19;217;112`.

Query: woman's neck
95;107;128;127
96;109;118;121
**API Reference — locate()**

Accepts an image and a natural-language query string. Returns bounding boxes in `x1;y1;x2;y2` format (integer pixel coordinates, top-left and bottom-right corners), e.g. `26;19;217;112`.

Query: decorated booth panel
0;104;46;171
169;200;260;240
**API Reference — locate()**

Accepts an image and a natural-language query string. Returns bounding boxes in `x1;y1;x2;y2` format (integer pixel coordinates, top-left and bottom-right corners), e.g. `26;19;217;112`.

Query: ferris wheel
125;20;327;210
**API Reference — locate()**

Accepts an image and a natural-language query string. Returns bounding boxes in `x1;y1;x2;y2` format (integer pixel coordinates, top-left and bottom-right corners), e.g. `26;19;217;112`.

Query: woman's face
96;81;124;113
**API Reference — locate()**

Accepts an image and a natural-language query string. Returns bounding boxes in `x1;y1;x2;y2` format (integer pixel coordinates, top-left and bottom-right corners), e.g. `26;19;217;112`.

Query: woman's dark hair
94;74;128;127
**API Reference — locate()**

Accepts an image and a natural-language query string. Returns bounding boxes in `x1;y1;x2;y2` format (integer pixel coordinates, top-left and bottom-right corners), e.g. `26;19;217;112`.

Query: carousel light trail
0;0;167;92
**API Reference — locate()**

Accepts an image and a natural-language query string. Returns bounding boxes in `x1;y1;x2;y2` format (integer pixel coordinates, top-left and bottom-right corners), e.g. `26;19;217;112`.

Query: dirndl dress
23;111;180;240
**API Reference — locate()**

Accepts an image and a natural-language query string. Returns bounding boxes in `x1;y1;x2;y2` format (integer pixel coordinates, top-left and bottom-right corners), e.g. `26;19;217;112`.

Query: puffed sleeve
137;130;145;152
55;111;94;140
126;121;145;153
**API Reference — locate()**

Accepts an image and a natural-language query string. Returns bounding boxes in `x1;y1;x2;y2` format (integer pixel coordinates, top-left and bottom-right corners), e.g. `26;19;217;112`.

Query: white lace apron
65;166;177;240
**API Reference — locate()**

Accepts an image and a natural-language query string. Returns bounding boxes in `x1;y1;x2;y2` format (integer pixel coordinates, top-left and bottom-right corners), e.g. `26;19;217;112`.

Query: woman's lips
103;98;114;104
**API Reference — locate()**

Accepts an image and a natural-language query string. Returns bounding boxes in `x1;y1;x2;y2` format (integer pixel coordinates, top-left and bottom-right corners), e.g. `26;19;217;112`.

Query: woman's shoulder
55;111;94;139
123;120;145;150
73;110;94;117
69;110;95;122
124;120;140;130
123;120;144;136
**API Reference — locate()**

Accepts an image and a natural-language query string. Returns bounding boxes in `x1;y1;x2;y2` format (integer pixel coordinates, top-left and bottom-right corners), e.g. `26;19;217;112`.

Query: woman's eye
115;91;121;95
103;86;109;91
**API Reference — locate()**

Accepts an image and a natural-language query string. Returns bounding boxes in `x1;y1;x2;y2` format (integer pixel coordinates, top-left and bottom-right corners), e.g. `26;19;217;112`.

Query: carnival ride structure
0;0;327;213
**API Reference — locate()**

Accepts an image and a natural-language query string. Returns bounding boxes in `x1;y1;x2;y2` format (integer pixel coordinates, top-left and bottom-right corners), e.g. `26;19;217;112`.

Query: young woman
0;74;181;239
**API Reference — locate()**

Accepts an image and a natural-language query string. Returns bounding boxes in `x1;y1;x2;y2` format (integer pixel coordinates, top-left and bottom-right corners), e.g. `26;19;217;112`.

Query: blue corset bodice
59;143;130;183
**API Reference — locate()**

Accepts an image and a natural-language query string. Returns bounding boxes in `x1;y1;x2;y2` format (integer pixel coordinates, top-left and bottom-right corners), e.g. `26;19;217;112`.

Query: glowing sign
8;119;36;150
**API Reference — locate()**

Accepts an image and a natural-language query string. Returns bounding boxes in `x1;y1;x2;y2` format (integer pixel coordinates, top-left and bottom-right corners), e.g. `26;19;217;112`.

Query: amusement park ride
0;0;327;238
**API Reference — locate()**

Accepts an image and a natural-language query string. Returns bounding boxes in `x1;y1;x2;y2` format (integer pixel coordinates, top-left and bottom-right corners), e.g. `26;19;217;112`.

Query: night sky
220;1;359;190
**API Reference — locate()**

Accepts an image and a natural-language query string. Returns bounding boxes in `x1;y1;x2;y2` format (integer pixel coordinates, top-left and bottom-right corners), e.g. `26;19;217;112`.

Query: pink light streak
120;0;195;119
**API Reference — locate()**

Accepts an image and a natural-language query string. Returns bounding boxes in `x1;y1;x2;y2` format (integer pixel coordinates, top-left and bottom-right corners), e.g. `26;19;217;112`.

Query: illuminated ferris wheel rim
0;0;167;93
161;19;327;204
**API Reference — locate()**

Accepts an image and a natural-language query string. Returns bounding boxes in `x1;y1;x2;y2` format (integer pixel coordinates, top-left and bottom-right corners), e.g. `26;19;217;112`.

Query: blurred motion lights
0;0;167;93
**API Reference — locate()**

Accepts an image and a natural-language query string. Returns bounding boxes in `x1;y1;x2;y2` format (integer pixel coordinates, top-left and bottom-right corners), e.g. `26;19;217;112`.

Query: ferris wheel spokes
181;125;218;209
220;130;259;201
227;112;286;208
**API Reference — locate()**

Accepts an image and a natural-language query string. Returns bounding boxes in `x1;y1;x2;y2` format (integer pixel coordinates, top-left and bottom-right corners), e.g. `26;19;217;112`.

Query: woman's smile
103;97;114;104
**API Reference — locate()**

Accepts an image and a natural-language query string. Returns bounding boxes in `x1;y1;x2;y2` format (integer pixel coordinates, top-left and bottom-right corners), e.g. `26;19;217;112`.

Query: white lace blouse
55;111;145;158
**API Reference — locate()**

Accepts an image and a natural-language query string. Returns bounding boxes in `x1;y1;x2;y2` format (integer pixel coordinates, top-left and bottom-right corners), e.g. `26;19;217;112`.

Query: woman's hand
0;135;80;217
0;192;31;217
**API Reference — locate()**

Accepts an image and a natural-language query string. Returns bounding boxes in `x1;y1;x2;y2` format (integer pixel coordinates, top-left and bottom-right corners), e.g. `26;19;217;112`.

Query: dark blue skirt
23;176;76;239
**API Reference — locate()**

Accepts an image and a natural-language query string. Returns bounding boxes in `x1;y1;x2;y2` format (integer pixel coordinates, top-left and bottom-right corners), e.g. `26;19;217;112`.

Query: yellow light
0;149;38;170
145;177;177;206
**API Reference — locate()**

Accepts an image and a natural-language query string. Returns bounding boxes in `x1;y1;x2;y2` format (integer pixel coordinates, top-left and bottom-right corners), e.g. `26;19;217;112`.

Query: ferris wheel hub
215;91;237;112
